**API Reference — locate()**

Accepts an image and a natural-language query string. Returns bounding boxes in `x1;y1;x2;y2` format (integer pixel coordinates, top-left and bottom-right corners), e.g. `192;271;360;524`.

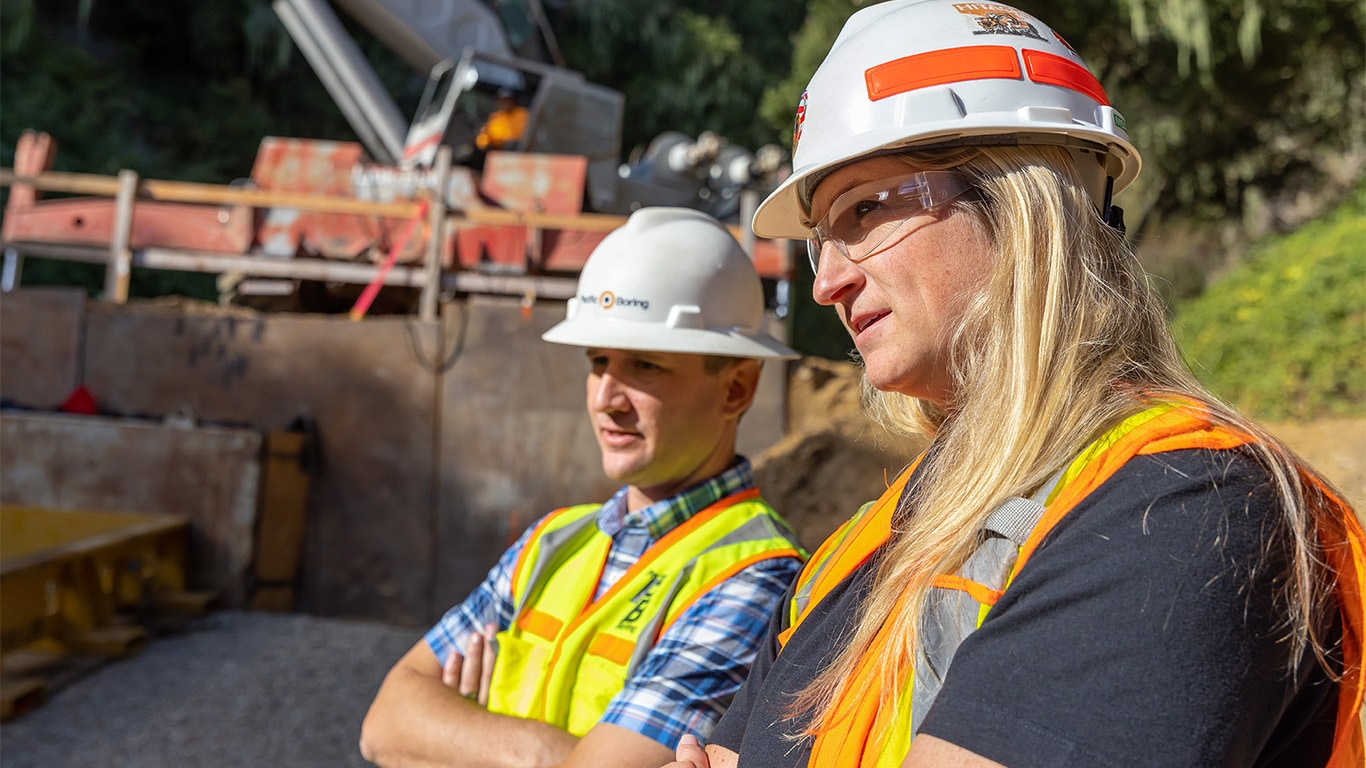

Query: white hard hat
753;0;1141;239
542;207;798;359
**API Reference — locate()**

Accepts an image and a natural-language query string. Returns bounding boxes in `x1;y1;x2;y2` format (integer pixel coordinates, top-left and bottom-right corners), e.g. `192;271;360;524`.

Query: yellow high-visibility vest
487;487;804;736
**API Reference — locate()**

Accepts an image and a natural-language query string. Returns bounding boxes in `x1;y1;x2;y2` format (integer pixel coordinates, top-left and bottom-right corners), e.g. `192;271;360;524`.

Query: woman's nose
811;244;862;306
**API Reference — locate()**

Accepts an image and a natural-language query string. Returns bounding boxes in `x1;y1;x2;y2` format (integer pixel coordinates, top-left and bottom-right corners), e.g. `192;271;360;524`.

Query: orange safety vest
782;403;1366;768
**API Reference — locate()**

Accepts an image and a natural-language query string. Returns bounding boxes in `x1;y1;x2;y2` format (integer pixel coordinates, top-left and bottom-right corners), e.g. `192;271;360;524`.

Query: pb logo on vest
618;571;663;631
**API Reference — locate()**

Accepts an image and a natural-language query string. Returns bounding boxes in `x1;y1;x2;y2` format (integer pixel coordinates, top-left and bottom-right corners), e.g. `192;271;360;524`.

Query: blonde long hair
797;143;1348;739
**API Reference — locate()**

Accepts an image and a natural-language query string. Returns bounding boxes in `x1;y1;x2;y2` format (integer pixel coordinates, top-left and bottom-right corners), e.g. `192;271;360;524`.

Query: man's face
584;348;741;505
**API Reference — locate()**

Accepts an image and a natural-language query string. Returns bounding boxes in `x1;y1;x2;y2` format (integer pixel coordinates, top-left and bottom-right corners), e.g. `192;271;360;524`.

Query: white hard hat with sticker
543;207;798;359
753;0;1141;239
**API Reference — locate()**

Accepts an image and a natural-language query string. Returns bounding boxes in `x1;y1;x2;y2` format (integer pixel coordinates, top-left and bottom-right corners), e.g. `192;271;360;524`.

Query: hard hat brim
753;126;1141;240
542;317;799;360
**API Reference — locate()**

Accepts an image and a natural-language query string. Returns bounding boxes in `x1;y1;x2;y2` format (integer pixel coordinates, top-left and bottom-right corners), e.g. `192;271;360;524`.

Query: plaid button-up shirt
425;459;802;748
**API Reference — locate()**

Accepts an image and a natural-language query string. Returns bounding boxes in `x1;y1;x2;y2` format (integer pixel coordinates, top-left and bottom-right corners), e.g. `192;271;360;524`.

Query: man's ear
720;359;762;420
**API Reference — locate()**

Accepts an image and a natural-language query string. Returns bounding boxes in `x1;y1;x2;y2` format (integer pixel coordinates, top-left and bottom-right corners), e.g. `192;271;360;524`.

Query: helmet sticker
792;90;808;155
952;3;1045;41
583;290;649;311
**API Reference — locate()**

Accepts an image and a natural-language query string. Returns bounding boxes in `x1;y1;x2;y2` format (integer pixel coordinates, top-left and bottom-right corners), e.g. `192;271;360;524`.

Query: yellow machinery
0;506;196;720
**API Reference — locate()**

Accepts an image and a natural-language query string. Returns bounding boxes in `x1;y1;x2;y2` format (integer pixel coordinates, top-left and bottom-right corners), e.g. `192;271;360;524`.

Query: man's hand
361;637;577;768
442;623;498;706
364;630;674;768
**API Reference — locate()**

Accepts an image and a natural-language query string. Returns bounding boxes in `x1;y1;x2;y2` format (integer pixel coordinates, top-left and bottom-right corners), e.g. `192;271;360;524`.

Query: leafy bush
1173;184;1366;419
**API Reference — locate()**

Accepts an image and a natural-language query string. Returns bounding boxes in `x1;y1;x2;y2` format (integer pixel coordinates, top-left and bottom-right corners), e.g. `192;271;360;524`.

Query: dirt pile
756;358;1366;552
753;358;926;551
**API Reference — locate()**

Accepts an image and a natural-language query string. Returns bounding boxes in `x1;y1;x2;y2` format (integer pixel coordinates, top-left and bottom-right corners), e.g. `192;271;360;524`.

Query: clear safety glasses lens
806;171;972;274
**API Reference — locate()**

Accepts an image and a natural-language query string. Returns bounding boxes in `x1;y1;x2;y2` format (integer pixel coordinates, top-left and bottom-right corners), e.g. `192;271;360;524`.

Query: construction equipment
0;0;794;320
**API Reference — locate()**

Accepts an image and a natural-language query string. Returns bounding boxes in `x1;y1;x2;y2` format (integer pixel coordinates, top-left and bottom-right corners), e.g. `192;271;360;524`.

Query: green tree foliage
0;0;417;298
0;0;371;180
1173;183;1366;419
756;0;860;148
759;0;1364;362
551;0;804;154
4;0;1362;404
758;0;1364;235
1094;0;1364;236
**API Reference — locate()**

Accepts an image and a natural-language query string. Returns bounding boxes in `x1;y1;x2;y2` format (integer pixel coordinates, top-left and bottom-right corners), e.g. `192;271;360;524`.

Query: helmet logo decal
792;90;808;155
582;290;650;311
952;3;1044;41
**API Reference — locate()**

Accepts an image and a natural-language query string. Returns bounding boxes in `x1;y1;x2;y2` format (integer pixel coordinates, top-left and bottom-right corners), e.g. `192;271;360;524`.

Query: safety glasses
806;171;973;273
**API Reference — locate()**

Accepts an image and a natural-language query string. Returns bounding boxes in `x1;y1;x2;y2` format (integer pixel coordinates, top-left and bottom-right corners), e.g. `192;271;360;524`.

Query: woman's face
809;156;994;404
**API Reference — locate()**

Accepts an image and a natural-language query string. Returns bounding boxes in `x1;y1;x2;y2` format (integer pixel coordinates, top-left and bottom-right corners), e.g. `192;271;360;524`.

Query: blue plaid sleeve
423;523;535;664
598;553;804;748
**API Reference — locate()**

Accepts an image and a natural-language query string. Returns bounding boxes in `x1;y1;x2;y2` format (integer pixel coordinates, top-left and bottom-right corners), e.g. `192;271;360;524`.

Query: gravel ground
0;611;419;768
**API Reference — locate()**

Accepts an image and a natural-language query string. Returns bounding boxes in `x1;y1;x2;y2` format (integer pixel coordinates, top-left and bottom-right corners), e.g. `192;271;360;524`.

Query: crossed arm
359;631;672;768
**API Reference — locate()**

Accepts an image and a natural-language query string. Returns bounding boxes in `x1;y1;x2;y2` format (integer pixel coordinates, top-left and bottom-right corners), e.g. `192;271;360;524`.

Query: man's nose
591;371;629;411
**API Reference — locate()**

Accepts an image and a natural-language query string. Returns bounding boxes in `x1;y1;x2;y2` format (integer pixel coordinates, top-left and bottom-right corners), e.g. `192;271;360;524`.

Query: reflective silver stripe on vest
910;470;1063;734
789;500;877;624
513;512;598;615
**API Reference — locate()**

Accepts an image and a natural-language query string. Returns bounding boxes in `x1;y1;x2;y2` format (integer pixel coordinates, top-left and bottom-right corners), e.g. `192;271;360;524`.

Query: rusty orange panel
481;152;587;215
537;229;789;279
250;137;364;194
2;198;253;253
540;228;608;273
749;238;791;279
251;137;423;262
453;225;527;271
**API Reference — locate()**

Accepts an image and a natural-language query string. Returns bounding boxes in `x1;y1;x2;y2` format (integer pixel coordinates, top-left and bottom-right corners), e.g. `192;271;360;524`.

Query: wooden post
419;146;452;323
103;169;138;303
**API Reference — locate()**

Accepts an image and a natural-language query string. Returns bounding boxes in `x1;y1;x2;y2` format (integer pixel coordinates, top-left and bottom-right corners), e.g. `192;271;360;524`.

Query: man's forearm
360;653;578;768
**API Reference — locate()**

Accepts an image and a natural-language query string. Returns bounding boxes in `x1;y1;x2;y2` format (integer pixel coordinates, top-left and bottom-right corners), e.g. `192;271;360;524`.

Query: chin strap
1100;175;1127;237
1106;204;1127;236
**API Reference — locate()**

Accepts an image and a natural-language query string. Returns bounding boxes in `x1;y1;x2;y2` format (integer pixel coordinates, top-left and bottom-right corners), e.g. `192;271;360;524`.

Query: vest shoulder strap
509;503;602;608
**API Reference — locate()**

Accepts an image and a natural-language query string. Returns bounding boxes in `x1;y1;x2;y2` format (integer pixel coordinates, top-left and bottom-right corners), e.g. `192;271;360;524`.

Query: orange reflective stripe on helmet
865;45;1021;100
863;45;1111;110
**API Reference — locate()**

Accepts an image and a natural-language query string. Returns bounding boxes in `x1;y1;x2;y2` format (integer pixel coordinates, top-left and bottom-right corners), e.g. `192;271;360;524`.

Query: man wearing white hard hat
360;207;805;768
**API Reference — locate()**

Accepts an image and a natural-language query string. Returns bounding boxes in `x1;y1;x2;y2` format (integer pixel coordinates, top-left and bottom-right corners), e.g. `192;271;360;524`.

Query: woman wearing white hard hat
667;1;1365;767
